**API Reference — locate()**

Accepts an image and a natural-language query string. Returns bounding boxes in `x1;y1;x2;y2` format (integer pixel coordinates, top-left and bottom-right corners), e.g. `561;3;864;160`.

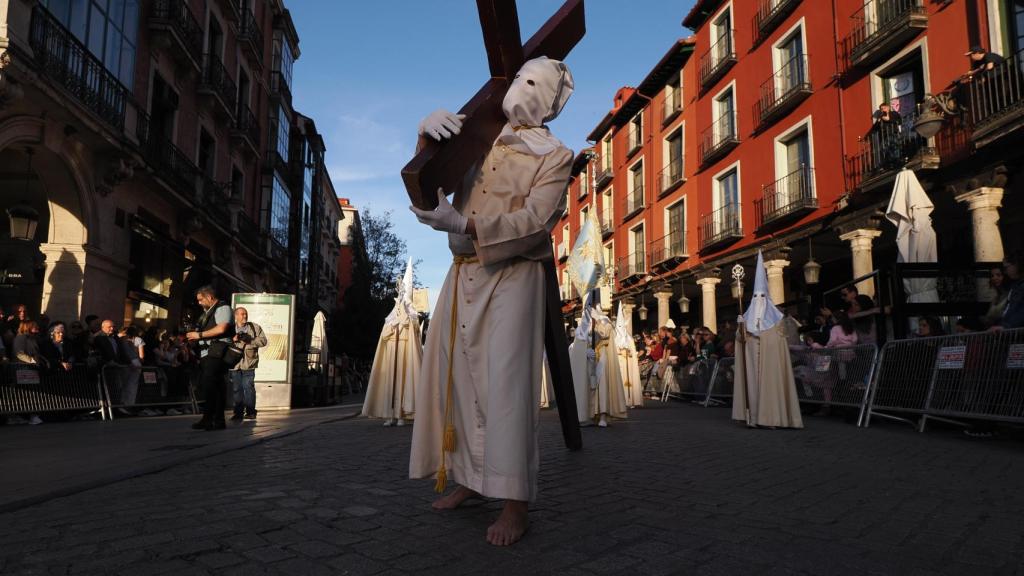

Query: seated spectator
992;250;1023;330
39;322;74;371
915;316;945;338
155;336;180;367
821;311;858;349
983;266;1010;328
720;339;735;358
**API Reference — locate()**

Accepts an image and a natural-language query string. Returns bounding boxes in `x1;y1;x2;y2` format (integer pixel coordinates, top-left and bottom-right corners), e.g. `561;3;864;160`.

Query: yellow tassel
434;465;448;493
442;423;456;453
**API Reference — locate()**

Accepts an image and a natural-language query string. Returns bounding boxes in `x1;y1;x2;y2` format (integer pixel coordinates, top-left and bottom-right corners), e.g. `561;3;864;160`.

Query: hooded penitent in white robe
591;309;628;420
568;314;592;424
409;57;575;502
363;261;421;422
732;252;803;429
615;307;643;408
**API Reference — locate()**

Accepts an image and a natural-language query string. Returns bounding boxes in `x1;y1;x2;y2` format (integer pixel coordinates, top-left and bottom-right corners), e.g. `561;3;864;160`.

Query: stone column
654;291;673;328
696;277;721;330
763;259;790;305
619;300;635;335
956;187;1005;301
838;228;883;298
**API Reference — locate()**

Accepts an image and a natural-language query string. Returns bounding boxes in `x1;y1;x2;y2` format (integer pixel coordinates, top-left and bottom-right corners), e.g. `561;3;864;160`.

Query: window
782;130;811;177
630;225;645;274
776;27;806;93
274;35;295;89
197;128;215;178
603;242;614;280
714;88;736;141
712;7;733;64
667;200;685;250
664;129;683;189
580;205;589;230
602;134;613;171
230;166;244;202
628;161;644;214
579;163;590;198
664;72;682;122
43;0;140;86
237;67;251;111
602;188;613;226
628;113;643;153
713;167;741;234
716;169;739;209
276;105;290;163
270;175;291;248
1008;0;1024;54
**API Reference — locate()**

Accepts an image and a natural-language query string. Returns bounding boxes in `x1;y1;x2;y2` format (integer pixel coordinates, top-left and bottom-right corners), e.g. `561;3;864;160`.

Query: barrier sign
1007;344;1024;369
143;371;158;384
936;345;966;370
814;356;832;373
15;369;40;385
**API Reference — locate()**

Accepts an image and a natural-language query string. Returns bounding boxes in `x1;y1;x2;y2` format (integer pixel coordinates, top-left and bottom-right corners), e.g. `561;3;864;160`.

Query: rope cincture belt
436;254;479;493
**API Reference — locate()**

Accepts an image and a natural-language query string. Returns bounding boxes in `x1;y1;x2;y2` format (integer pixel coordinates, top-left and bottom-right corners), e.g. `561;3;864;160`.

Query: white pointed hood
744;251;784;336
613;304;632;350
495;56;574;156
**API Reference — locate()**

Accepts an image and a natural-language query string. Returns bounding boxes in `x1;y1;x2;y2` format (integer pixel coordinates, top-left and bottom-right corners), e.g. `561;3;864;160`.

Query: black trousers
200;355;228;422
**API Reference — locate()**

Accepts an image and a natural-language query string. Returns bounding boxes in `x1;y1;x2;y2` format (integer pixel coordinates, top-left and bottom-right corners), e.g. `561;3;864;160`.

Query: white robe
618;345;643;408
540;354;555;409
409;143;573;502
568;335;591;424
362;316;421;420
591;318;628;419
732;323;803;429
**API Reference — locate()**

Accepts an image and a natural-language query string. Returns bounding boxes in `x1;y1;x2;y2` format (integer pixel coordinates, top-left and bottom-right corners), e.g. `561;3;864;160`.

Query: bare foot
432;485;481;510
486;500;528;546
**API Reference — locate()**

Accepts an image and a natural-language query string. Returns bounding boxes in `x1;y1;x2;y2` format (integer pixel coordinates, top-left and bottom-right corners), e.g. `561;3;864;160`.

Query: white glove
586;349;596;362
418;109;466;141
409;188;468;234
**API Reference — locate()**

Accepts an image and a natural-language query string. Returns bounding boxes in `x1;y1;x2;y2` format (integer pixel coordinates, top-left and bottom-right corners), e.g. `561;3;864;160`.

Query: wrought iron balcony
844;0;927;70
754;0;802;41
651;233;687;267
200;176;232;227
231;103;260;155
699;113;740;166
617;253;646;283
756;165;817;229
199;53;237;118
600;209;614;238
269;237;289;273
270;70;292;105
136;112;202;202
238;7;264;66
663;89;682;126
595;164;614;189
755;54;812;128
625;184;645;219
699;30;736;89
967;47;1024;148
149;0;203;72
29;5;128;132
658;160;684;197
699;203;743;251
845;108;936;193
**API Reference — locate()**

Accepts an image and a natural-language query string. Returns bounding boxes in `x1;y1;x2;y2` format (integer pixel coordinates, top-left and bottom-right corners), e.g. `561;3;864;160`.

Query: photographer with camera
230;307;267;421
185;286;234;431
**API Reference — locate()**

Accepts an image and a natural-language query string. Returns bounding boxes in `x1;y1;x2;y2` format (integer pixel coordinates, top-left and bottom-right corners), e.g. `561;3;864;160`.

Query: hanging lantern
7;205;39;241
804;237;821;285
637;293;649;322
677;290;690;314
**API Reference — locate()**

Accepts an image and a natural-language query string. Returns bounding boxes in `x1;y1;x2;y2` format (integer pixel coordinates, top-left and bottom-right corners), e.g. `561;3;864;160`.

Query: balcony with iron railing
755;54;812;128
843;0;927;70
658;160;684;197
650;233;687;268
199;53;237;119
699;30;736;89
966;47;1024;148
845;108;937;193
231;102;260;155
29;5;128;132
149;0;203;72
699;203;743;251
754;0;802;41
699;113;739;166
755;165;817;229
617;252;646;283
136;112;202;202
627;123;643;157
200;176;233;227
238;6;264;66
595;162;614;189
270;70;292;106
600;208;614;238
663;88;682;126
624;184;645;220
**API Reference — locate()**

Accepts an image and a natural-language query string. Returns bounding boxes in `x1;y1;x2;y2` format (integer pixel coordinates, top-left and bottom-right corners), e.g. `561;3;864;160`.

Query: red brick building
557;0;1024;338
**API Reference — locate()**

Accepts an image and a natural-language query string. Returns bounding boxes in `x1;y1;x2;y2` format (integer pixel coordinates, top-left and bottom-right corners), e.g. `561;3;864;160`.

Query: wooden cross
401;0;586;451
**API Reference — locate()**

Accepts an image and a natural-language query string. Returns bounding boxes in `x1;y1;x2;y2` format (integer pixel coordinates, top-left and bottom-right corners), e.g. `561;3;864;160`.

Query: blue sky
289;0;696;309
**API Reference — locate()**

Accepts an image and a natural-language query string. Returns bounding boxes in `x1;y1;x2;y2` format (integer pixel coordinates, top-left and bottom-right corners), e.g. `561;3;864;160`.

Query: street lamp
677;282;690;314
913;93;959;139
637;294;648;322
6;205;39;241
803;238;821;285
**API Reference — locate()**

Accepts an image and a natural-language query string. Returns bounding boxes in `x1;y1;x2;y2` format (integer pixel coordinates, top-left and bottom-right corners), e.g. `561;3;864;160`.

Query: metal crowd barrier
865;328;1024;432
101;364;198;418
0;363;107;419
791;345;878;424
703;356;736;407
667;358;718;403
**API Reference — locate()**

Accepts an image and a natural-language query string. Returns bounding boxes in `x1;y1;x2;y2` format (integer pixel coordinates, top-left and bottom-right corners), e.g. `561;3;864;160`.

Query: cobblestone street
3;402;1024;575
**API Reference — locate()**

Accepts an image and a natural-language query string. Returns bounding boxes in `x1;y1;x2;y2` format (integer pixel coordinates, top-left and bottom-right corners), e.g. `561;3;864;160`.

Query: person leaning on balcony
962;45;1004;83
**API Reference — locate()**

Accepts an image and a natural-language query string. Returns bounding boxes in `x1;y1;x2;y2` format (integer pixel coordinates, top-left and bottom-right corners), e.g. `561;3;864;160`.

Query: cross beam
402;0;586;451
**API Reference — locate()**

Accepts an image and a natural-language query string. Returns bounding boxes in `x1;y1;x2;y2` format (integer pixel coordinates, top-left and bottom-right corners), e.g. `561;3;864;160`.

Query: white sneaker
396;418;405;427
382;419;394;427
598;415;608;428
28;415;43;426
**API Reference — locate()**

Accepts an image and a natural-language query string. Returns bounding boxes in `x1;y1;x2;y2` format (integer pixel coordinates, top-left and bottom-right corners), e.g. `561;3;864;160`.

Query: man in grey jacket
230;307;267;421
